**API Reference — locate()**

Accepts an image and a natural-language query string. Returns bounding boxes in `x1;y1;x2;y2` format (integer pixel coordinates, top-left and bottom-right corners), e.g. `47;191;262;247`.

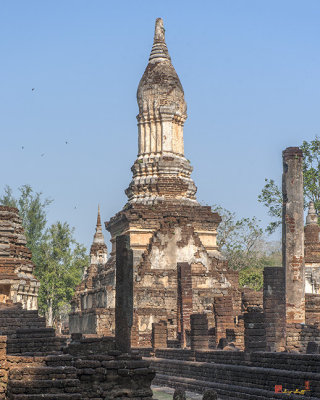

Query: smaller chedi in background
0;206;39;309
305;201;320;294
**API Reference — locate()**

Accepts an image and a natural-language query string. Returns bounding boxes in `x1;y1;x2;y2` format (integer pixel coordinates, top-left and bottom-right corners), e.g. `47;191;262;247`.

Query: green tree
0;185;88;326
212;205;263;270
258;136;320;233
239;267;264;292
0;184;52;265
212;205;281;290
36;222;88;327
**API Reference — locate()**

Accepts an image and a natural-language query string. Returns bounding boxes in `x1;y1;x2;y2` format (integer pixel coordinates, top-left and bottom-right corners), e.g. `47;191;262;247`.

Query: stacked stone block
0;336;8;400
177;263;192;348
149;349;320;399
241;288;263;311
115;235;133;353
286;323;320;352
63;340;155;400
190;314;208;351
213;296;234;347
304;202;320;294
7;365;80;400
244;311;265;352
0;207;39;310
306;294;320;324
0;324;155;399
7;328;66;355
152;321;167;349
0;304;46;336
263;267;286;351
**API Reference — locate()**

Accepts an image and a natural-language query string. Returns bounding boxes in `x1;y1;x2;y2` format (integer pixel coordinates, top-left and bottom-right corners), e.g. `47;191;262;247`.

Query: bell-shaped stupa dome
137;18;187;121
125;18;197;205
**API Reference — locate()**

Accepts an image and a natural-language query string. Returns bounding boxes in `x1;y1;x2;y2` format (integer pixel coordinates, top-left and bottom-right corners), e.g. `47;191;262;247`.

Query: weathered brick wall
0;336;8;400
0;304;46;336
147;349;320;399
1;334;155;399
285;323;320;352
190;314;208;351
241;288;263;311
0;207;39;310
306;294;320;324
263;267;286;351
7;328;66;355
213;296;234;347
244;311;266;352
177;263;192;347
152;321;167;349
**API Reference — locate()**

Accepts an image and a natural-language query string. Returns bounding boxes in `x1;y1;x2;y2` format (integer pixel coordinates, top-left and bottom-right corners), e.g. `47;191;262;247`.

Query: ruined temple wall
106;204;222;264
0;206;39;310
148;349;320;398
305;223;320;294
131;223;241;347
0;335;154;400
306;294;320;324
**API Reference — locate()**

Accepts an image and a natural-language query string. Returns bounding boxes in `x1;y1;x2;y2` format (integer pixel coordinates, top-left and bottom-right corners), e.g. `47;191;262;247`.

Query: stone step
9;366;77;379
7;337;67;354
16;328;56;338
7;365;81;399
44;354;74;367
7;394;81;400
8;379;79;392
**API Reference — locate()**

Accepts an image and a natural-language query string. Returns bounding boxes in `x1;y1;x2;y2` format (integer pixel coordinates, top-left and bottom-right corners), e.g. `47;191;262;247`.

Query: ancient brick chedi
70;206;110;334
0;206;39;310
305;201;320;293
70;18;243;346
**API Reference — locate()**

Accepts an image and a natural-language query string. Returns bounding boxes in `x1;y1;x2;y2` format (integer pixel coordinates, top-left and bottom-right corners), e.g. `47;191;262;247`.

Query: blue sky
1;0;319;249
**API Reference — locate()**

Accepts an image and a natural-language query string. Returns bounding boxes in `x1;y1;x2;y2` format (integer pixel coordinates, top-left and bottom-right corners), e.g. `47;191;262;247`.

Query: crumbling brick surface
0;207;39;310
306;294;320;324
241;288;263;312
71;200;242;348
304;214;320;294
263;267;286;352
0;333;155;399
147;349;320;399
190;314;208;351
152;321;167;349
244;311;265;352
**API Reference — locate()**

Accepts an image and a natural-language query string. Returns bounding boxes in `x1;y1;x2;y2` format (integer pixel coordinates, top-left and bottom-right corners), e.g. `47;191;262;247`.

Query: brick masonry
145;349;320;399
0;206;39;310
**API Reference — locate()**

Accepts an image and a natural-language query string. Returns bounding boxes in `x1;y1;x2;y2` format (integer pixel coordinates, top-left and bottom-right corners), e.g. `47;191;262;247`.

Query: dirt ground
152;386;203;400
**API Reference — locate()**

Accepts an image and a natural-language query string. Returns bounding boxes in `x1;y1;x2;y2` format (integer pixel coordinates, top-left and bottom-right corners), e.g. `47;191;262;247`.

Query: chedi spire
93;205;104;244
125;18;197;205
149;18;171;63
306;201;318;225
90;206;108;265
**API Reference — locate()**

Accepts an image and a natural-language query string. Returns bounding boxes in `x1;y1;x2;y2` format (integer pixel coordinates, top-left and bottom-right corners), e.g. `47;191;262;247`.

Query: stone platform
143;349;320;399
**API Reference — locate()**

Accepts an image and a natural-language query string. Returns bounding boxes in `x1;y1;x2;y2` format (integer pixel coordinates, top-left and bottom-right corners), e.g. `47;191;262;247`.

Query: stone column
152;320;168;349
263;267;286;351
115;235;133;353
177;263;192;348
213;296;234;347
282;147;305;324
190;314;208;351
